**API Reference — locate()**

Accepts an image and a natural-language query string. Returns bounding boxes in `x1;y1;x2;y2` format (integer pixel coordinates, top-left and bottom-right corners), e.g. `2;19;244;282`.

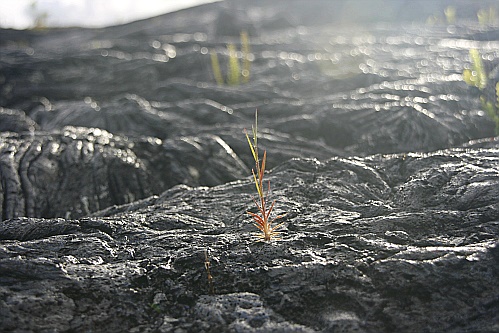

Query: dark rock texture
0;127;247;220
1;0;499;332
0;108;38;133
1;148;498;332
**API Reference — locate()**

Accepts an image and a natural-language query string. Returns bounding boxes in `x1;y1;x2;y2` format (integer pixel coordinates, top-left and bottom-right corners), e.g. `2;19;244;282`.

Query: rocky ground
1;0;499;332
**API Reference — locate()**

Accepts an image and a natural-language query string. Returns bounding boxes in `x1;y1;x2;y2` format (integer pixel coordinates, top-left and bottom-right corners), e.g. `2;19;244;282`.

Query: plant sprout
210;31;251;86
245;110;284;241
463;49;487;90
463;49;499;134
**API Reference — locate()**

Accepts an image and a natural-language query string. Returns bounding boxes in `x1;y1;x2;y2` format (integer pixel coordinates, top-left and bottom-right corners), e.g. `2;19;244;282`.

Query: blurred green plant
240;31;251;83
210;50;224;86
425;14;441;26
444;6;456;24
480;83;499;134
477;7;497;26
29;1;48;30
227;43;241;85
427;6;499;26
463;49;499;134
426;6;456;26
463;49;487;90
210;31;251;86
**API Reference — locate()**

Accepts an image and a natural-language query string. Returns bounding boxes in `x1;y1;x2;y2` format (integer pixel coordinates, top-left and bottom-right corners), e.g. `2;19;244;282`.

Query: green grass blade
260;150;267;183
245;131;258;163
241;31;251;83
227;43;240;86
210;50;224;86
252;169;263;198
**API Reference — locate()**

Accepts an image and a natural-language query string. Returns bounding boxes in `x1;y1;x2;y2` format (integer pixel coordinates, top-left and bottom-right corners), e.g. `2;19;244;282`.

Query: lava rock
1;1;499;332
0;127;246;220
1;147;498;332
0;108;38;133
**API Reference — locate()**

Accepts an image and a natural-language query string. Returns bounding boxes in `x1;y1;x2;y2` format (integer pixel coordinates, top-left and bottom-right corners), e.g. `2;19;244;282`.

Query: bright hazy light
0;0;220;30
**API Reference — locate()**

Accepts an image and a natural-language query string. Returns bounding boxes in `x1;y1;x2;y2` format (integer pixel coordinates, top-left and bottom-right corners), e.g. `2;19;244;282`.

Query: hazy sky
0;0;221;29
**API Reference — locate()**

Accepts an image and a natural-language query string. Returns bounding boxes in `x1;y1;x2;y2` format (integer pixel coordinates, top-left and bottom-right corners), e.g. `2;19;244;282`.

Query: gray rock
0;127;246;220
0;108;38;133
0;147;497;332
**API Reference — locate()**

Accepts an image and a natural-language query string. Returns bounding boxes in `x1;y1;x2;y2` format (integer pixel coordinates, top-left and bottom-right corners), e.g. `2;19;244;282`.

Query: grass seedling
240;31;251;83
426;6;457;26
478;7;497;26
210;50;224;86
210;31;251;86
463;49;487;90
245;111;284;241
444;6;456;25
480;82;499;134
463;49;499;134
227;43;240;86
29;1;48;30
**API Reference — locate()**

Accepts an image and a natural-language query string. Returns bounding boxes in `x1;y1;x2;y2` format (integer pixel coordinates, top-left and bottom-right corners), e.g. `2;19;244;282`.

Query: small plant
210;50;224;86
463;49;487;90
480;82;499;134
477;7;498;26
245;111;284;241
210;31;251;86
227;44;241;86
426;6;456;26
240;31;251;84
463;49;499;134
149;303;161;314
29;0;48;30
444;6;456;24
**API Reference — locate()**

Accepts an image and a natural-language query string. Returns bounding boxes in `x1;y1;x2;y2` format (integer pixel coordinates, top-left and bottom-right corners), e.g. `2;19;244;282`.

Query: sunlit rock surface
1;0;499;332
0;127;247;219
